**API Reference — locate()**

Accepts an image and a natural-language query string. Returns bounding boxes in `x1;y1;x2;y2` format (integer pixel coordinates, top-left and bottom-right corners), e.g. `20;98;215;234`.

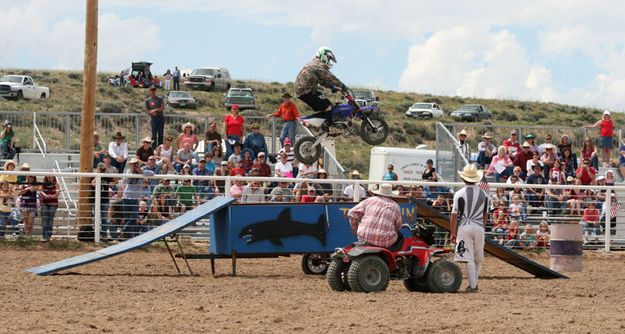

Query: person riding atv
294;46;347;131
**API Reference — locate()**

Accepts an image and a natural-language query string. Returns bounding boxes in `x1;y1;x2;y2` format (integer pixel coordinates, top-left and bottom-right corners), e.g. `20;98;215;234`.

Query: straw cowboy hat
372;183;395;197
128;157;141;165
458;129;468;136
182;122;195;132
142;136;152;143
458;164;483;183
482;132;493;139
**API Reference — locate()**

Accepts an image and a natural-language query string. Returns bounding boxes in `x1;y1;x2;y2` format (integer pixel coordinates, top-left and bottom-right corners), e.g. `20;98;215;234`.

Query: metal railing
1;169;624;251
436;122;470;183
32;114;48;162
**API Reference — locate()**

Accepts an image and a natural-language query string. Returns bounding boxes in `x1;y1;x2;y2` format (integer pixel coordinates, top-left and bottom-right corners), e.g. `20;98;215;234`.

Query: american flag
479;175;490;194
610;202;622;218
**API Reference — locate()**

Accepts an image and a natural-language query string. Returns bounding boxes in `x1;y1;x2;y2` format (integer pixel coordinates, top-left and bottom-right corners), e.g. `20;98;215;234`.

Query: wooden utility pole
77;0;98;231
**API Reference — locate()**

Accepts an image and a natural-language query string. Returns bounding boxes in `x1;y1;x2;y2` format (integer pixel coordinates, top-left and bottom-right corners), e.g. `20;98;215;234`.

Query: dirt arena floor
2;244;625;334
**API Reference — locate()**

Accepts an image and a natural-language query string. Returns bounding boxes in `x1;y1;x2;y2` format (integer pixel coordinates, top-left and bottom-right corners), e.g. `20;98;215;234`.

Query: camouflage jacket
294;58;344;97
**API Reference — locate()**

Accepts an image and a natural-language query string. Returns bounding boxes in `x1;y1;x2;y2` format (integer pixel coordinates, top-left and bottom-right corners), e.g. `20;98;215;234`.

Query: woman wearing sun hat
450;164;489;293
176;122;198;151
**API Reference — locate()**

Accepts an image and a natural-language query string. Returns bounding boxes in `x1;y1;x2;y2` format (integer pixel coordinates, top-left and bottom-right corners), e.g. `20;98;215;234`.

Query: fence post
32;112;36;150
225;177;232;197
65;113;71;151
94;174;101;243
604;190;612;252
135;115;141;149
271;118;276;154
353;181;361;202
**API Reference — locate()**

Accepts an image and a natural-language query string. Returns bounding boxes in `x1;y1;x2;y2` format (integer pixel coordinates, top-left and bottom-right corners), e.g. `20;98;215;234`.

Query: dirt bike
326;223;462;293
294;89;389;164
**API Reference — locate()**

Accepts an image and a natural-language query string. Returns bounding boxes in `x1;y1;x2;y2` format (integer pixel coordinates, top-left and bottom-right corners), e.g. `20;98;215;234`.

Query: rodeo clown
450;164;489;293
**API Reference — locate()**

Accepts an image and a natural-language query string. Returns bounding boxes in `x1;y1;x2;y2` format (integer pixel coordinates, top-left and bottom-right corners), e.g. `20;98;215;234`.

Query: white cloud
0;0;160;71
398;26;557;102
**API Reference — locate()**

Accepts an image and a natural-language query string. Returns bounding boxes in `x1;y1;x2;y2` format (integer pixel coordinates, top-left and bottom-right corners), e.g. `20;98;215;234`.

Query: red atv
326;224;462;293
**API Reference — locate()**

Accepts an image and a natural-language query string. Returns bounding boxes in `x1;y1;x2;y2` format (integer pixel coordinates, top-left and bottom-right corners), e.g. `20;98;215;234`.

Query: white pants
455;223;484;289
454;223;484;263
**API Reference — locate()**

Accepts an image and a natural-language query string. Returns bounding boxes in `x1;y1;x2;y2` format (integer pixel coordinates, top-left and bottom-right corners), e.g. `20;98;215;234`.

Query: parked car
167;91;197;109
224;87;256;110
450;104;492;122
0;75;50;100
185;67;231;91
405;103;444;118
352;89;380;111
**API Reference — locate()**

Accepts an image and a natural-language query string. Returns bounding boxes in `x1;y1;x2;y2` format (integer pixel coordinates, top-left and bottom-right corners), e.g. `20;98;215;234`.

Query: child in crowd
504;220;521;248
492;202;509;243
519;225;536;249
509;195;525;223
582;201;601;243
137;200;150;233
536;221;550;248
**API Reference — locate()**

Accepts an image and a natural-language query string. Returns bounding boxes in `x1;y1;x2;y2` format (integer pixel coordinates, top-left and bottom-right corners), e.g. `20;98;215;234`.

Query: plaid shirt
348;196;402;248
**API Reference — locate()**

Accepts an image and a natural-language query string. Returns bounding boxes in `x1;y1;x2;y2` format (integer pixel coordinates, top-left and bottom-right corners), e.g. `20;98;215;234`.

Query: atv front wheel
347;255;390;293
360;116;388;145
425;259;462;293
294;136;322;164
326;258;351;291
301;253;330;275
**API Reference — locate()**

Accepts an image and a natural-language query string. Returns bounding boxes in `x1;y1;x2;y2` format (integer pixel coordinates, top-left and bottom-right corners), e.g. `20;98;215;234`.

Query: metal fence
435;122;470;183
1;169;624;252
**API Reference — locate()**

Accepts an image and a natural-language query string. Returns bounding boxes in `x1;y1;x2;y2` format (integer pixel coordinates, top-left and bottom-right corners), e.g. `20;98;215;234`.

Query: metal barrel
550;224;583;272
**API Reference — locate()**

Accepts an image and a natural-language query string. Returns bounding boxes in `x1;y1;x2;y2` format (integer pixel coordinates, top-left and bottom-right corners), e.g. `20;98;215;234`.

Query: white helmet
316;46;337;67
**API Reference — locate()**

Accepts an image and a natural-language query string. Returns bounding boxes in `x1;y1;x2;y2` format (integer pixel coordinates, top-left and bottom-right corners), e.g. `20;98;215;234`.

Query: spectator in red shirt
513;141;533;179
585;110;614;167
348;183;402;248
267;93;300;147
224;104;245;158
300;187;318;203
502;130;521;159
575;158;597;185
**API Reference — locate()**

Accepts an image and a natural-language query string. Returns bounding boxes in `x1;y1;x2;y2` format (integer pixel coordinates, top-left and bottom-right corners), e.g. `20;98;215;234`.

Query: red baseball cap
231;104;239;110
284;137;292;146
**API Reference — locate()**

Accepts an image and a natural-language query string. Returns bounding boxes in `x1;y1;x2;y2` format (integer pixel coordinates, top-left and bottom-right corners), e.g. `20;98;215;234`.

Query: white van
368;146;437;181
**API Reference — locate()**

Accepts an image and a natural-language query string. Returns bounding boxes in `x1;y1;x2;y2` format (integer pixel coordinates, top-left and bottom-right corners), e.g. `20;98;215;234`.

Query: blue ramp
27;197;236;276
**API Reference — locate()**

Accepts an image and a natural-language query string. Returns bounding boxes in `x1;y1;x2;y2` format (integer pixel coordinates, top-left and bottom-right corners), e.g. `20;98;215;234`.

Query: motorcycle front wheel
360;115;389;145
294;136;322;164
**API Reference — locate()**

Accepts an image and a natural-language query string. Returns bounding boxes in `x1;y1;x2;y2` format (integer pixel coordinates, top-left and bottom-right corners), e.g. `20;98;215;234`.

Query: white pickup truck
0;75;50;100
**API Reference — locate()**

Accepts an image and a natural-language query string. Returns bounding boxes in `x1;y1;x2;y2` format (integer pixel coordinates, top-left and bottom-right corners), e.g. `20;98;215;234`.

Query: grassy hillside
1;68;622;175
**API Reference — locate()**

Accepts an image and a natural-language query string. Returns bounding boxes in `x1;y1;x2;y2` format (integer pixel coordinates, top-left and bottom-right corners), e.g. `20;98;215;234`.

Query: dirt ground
2;245;625;334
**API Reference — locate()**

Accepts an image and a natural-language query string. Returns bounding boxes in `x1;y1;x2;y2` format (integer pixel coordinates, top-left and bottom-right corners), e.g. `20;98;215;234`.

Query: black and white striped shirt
451;185;489;226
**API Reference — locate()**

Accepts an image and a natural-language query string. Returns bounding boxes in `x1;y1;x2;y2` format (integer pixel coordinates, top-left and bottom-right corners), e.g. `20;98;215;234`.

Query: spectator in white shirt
343;170;367;201
108;131;128;173
274;152;293;178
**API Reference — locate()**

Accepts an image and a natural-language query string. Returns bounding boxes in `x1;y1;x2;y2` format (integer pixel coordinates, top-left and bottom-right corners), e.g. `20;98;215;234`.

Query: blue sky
3;0;625;110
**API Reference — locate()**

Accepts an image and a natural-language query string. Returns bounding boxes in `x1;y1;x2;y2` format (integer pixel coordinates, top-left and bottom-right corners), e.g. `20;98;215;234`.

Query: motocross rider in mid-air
294;46;348;134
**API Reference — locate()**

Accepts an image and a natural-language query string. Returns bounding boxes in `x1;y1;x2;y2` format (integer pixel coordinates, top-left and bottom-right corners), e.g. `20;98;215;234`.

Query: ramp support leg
232;251;237;277
163;238;182;275
175;236;194;276
210;258;216;275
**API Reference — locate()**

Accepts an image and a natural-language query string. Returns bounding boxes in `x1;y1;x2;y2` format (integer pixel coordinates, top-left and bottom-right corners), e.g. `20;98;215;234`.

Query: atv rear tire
294;136;322;165
360;115;388;145
403;277;430;292
347;255;390;293
425;259;462;293
302;253;330;275
326;258;351;292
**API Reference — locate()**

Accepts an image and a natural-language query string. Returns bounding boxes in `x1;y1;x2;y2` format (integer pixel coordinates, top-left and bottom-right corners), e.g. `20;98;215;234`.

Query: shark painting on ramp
238;208;327;246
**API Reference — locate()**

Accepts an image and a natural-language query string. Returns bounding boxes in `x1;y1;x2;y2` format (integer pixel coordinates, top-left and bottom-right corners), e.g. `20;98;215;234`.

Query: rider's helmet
316;47;337;67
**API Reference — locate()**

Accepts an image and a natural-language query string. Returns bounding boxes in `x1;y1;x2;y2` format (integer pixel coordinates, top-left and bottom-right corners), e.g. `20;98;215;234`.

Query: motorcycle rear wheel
360;115;389;145
294;136;322;165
